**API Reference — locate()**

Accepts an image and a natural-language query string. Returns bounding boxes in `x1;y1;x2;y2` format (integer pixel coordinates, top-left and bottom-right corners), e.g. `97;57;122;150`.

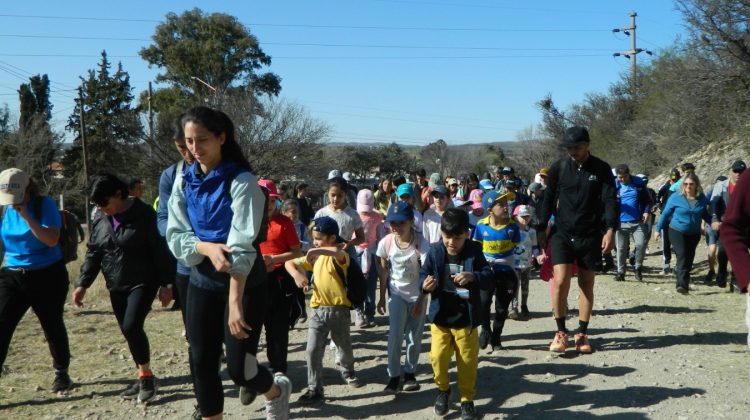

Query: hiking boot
239;385;257;406
120;380;140;400
137;376;157;404
614;272;625;282
297;388;324;405
342;371;362;388
479;329;490;350
384;376;400;394
574;333;593;354
549;331;568;353
433;389;451;416
676;286;689;295
508;308;519;320
460;401;476;420
402;372;420;391
521;305;530;317
634;267;643;282
51;371;72;393
265;373;291;420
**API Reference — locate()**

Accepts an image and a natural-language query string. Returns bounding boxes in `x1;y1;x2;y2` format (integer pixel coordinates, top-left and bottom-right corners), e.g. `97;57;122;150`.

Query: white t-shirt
514;227;538;269
422;207;444;245
376;233;429;303
314;206;363;241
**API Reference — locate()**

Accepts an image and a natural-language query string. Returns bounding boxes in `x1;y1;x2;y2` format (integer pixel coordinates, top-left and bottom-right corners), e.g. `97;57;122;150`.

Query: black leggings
263;269;294;374
187;275;272;417
109;285;158;366
0;261;70;373
480;270;518;340
669;228;701;290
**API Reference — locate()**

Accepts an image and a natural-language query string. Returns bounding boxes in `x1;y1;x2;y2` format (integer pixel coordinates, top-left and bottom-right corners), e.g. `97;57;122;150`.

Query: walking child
421;208;492;419
286;216;363;406
472;191;520;351
509;205;539;320
376;202;430;394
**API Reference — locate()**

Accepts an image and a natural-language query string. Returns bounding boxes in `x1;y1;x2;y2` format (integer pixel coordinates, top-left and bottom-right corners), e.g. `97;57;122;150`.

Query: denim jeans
387;294;426;378
356;249;379;319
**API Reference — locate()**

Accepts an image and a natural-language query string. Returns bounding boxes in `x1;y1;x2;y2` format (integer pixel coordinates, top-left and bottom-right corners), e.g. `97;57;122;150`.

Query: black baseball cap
560;126;590;148
731;160;747;173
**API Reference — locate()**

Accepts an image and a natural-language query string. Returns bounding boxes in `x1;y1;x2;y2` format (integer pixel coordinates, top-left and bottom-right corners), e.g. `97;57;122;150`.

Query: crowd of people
0;110;747;420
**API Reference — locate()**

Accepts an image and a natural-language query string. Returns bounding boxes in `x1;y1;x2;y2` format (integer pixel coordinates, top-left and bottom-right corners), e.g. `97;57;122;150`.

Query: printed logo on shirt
588;175;598;182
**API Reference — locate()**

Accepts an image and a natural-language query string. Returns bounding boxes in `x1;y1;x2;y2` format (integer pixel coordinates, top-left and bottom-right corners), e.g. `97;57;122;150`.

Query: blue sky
0;1;687;145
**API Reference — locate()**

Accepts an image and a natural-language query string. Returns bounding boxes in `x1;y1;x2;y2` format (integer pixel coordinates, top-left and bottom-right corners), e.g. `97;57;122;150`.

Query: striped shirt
472;217;520;272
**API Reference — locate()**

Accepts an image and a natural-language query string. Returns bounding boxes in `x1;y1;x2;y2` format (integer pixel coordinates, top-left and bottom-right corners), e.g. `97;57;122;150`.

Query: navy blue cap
312;216;345;243
431;185;449;196
387;201;414;223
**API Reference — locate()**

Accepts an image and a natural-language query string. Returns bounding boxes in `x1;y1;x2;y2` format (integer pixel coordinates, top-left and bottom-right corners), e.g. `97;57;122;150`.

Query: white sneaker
265;373;291;420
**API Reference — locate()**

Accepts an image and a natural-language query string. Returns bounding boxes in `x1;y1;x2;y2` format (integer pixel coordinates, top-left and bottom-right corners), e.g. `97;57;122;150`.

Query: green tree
64;51;143;194
139;8;281;99
18;74;52;131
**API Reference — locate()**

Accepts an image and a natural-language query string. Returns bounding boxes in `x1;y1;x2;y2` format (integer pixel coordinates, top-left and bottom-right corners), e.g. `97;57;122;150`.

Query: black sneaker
297;388;324;405
716;275;727;288
120;380;140;400
402;372;420;391
460;401;476;420
492;343;504;352
51;371;72;393
702;270;715;284
239;385;257;405
342;371;362;388
191;405;202;420
634;268;643;282
676;286;689;295
384;376;400;394
434;389;451;416
479;329;490;350
614;272;625;282
521;305;530;316
137;376;157;403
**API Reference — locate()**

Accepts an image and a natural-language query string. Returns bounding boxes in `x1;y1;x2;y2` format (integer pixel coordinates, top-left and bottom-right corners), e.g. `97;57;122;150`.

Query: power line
0;14;610;32
0;33;149;41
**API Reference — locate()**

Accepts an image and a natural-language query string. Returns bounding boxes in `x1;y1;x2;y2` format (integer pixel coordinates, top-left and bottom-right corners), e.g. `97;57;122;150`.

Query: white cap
342;171;352;182
0;168;29;205
328;169;342;180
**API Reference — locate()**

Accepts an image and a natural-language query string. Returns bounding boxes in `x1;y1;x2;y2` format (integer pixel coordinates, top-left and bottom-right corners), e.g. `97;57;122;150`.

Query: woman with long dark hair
166;106;290;420
73;173;174;403
0;168;72;393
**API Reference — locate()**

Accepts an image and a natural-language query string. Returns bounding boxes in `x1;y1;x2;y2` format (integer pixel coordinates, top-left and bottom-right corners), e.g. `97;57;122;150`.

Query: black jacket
419;241;492;329
77;199;175;292
540;154;618;237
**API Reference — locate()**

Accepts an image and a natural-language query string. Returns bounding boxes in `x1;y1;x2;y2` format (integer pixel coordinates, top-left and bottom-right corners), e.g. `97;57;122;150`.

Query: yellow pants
429;323;479;402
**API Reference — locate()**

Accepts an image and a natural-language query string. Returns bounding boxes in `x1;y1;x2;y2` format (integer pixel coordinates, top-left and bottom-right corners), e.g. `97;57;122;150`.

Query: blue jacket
616;176;652;223
184;160;246;243
656;192;711;235
157;160;190;275
419;240;493;329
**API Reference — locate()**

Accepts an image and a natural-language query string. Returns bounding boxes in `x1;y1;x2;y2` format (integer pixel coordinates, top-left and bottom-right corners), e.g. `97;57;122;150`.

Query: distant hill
325;140;526;157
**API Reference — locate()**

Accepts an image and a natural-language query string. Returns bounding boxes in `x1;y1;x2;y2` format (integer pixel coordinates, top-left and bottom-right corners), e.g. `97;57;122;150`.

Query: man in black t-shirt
539;126;618;355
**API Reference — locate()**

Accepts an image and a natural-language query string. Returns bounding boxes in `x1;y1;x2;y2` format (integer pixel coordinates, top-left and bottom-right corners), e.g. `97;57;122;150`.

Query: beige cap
0;168;29;205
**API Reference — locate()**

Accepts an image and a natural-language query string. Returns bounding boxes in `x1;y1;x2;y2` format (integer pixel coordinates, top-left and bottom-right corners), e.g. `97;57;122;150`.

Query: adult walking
73;174;174;403
166;106;290;419
540;126;618;354
718;169;750;346
613;164;652;282
655;172;711;294
710;160;746;289
0;168;73;393
656;168;681;275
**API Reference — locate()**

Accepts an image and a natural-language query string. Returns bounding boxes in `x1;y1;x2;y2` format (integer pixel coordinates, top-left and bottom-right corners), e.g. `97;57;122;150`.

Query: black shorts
550;231;602;271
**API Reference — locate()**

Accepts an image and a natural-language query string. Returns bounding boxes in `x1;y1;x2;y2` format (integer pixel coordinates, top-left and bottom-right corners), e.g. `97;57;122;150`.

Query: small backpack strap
332;257;348;289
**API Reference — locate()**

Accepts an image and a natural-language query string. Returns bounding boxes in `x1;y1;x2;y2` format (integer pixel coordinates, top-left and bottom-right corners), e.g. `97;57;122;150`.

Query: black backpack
331;257;368;310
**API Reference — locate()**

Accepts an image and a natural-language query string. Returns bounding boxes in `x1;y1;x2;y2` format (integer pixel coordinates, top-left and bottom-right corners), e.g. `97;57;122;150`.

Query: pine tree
64;51;143;184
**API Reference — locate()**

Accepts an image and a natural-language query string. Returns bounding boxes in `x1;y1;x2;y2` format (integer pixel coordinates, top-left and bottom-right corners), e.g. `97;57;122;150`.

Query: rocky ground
1;241;749;419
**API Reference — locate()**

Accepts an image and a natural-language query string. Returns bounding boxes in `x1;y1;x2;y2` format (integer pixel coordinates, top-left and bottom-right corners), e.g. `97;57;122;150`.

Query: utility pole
147;82;154;144
613;11;652;96
78;88;90;230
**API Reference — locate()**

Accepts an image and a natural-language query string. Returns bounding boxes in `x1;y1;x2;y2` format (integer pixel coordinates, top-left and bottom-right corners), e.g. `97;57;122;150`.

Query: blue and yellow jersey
472;217;520;272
